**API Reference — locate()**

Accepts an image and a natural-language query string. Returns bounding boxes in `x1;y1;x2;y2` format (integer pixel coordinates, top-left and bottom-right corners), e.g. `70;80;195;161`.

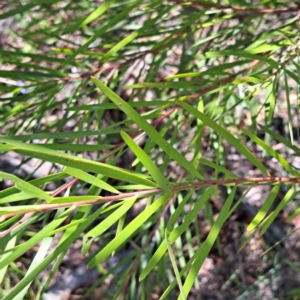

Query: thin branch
0;189;162;227
172;0;299;15
1;176;299;237
173;176;300;191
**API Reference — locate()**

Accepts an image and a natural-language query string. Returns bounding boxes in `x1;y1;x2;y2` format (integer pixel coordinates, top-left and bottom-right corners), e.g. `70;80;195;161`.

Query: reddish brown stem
172;0;299;15
1;176;299;238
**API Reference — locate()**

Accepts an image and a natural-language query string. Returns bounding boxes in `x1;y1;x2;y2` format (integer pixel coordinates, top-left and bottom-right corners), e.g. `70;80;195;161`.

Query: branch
172;0;299;15
1;176;299;237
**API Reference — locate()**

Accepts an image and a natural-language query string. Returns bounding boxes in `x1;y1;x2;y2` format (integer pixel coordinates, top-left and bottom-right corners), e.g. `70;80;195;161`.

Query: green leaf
197;50;269;62
0;191;36;204
160;252;197;300
140;187;215;281
92;77;204;180
259;124;300;158
0;172;67;199
166;191;193;233
284;68;300;84
0;3;36;20
88;192;171;268
48;195;101;204
0;236;16;284
260;185;295;235
165;230;186;300
284;73;294;144
63;2;111;34
288;206;300;222
0;171;52;201
82;197;137;255
0;138;157;187
166;60;250;80
233;76;261;84
7;130;124;140
63;1;143;66
247;184;280;231
266;76;278;123
14;237;52;300
39;143;113;151
178;101;269;175
66;100;173;111
0;207;74;270
245;43;281;54
64;166;120;194
242;128;300;176
121;131;169;190
199;158;238;177
1;205;104;299
180;187;236;299
102;8;167;60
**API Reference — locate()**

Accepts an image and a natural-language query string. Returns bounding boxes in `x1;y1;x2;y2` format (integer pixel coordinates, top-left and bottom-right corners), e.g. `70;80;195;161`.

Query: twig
0;178;79;238
172;0;299;15
1;176;299;237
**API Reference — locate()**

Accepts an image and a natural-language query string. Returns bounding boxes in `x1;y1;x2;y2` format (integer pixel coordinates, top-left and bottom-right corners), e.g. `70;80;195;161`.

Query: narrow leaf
88;192;171;268
165;230;186;300
180;187;235;299
14;237;52;300
140;187;215;281
260;185;295;235
242;128;300;176
121;131;169;190
0;138;157;187
178;101;269;175
247;184;280;231
0;207;74;270
82;197;136;255
92;77;203;180
0;171;52;201
64;166;120;194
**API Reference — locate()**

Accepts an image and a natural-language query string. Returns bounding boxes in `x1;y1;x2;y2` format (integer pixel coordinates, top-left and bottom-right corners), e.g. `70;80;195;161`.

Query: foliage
0;0;299;299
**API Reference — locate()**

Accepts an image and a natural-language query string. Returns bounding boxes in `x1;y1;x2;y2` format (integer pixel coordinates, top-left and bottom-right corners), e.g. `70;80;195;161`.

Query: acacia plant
0;1;299;299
